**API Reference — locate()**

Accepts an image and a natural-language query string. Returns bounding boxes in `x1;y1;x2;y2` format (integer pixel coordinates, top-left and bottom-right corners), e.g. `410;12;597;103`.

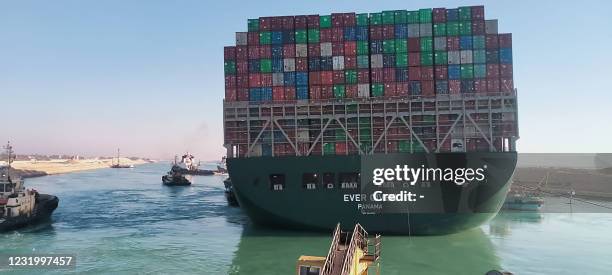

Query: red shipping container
332;13;343;27
447;36;460;51
420;66;434;80
285;87;296;100
261;73;272;86
343;13;356;26
487;78;500;93
382;25;395;39
237;89;249;101
486;35;499;49
309;85;321;99
247;32;259;45
283;44;296;58
332;27;344;42
397;82;409;96
308;44;321;56
433;8;447;23
472;21;485;35
344;55;357;69
486;64;500;78
408;38;420;52
224;46;236;60
307;15;320;28
295;15;308;29
282;16;294;30
500;64;513;78
449;80;461;94
249;73;261;87
259;17;271;31
501;78;514;92
236;61;248;74
336;143;347;155
346;84;358;98
320;29;332;42
236;75;249;88
358;69;370;83
321;85;333;98
344;41;357;56
387;141;398;153
332;42;344;55
472;6;485;20
273;87;285;101
236;46;248;60
248;46;260;59
474;79;487;93
408;67;421;80
421;81;435;96
270;17;282;31
225;75;236;88
498;34;512;48
332;71;345;84
309;71;321;85
384;83;397;97
225;88;236;101
259;45;271;58
321;71;333;85
383;68;396;82
296;58;308;71
408;53;421;66
434;66;448;80
370;26;383;40
371;68;384;83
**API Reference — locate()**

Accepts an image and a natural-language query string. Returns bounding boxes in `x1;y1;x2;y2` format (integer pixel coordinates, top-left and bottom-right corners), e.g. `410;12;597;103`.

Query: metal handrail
320;223;342;275
339;224;367;275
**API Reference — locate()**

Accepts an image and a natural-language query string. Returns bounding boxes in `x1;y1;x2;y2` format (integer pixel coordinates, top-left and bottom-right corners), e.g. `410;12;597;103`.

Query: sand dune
11;158;147;176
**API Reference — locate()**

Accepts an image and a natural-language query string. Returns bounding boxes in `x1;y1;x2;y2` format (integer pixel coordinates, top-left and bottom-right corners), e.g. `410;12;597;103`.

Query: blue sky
1;0;611;159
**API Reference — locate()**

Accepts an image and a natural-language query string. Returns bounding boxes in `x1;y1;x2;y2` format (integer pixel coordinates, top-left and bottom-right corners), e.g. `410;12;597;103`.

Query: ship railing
339;223;368;275
320;223;342;275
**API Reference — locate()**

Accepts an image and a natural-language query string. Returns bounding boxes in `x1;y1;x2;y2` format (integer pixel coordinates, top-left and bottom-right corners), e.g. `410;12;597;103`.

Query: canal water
2;163;611;274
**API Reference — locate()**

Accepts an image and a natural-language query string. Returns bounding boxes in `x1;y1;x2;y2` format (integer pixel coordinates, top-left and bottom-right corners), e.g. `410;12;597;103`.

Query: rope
513;183;612;210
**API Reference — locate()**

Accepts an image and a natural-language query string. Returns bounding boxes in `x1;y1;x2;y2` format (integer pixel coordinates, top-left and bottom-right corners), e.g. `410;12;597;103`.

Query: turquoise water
2;163;611;274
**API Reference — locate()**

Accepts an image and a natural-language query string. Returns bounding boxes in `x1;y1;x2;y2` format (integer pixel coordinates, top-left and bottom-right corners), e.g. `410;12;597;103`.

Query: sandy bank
11;158;148;177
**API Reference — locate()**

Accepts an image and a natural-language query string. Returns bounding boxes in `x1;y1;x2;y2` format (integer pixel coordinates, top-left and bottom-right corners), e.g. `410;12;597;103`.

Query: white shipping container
320;42;332;57
236;32;248;46
434;37;447;51
407;24;420;38
485;19;498;34
250;144;262;157
370;54;383;68
283;58;296;71
296;44;308;57
332;56;345;70
460;50;473;64
447;51;461;65
419;23;432;37
272;73;284;86
297;129;309;142
451;139;465;152
358;84;370;97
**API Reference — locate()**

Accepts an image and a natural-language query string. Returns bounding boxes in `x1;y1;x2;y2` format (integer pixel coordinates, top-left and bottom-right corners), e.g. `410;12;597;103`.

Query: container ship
223;6;518;235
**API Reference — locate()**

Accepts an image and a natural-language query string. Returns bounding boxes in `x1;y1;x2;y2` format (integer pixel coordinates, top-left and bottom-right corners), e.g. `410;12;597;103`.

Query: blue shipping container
383;54;396;68
320;57;333;70
486;50;499;63
448;65;461;79
295;72;309;86
356;27;369;41
410;81;421;95
370;41;383;54
308;58;321;71
344;27;356;41
262;144;272;156
249;60;260;73
446;9;459;21
461;80;475;93
262;87;273;101
436;80;449;94
460;36;473;49
272;58;283;72
296;86;309;99
283;72;296;86
271;32;283;44
249;88;261;102
282;31;295;44
499;48;512;63
396;68;409;82
395;24;408;38
272;45;283;58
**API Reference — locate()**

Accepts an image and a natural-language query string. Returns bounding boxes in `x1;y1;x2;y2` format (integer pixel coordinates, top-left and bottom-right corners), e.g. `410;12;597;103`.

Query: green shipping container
459;21;472;35
295;30;307;43
224;61;236;75
356;13;369;26
335;129;347;141
420;37;433;52
345;70;357;84
357;41;369;55
447;22;460;36
360;130;372;140
396;53;408;67
371;83;384;97
407;11;420;24
347;104;358;113
421;52;434;66
370;13;383;25
259;31;271;44
260;59;272;73
323;143;335;155
357;55;369;68
360;143;372;154
474;64;487;78
434;51;448;65
419;8;432;23
395;39;407;53
473;35;485;49
460;64;474;79
308;29;320;43
320;15;332;28
423;115;435;123
383;39;396;53
433;23;446;37
248;19;259;32
398;140;411;153
333;85;345;98
473;50;486;63
359;118;371;127
412;142;426;152
394;10;407;24
382;11;395;24
459;7;472;21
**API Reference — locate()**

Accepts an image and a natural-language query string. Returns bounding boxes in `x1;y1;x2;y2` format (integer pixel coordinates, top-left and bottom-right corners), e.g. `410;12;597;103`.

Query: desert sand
11;158;147;176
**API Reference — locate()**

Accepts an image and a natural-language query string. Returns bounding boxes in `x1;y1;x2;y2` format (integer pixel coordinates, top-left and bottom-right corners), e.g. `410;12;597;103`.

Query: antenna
4;141;14;182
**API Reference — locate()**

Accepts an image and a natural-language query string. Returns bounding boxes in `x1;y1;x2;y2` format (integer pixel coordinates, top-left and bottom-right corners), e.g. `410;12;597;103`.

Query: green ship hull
228;152;516;235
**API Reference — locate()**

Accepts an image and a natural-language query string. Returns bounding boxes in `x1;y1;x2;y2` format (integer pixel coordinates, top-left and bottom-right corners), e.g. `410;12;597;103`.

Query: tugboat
171;153;214;176
1;142;59;231
110;148;133;169
162;164;192;186
503;173;548;211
